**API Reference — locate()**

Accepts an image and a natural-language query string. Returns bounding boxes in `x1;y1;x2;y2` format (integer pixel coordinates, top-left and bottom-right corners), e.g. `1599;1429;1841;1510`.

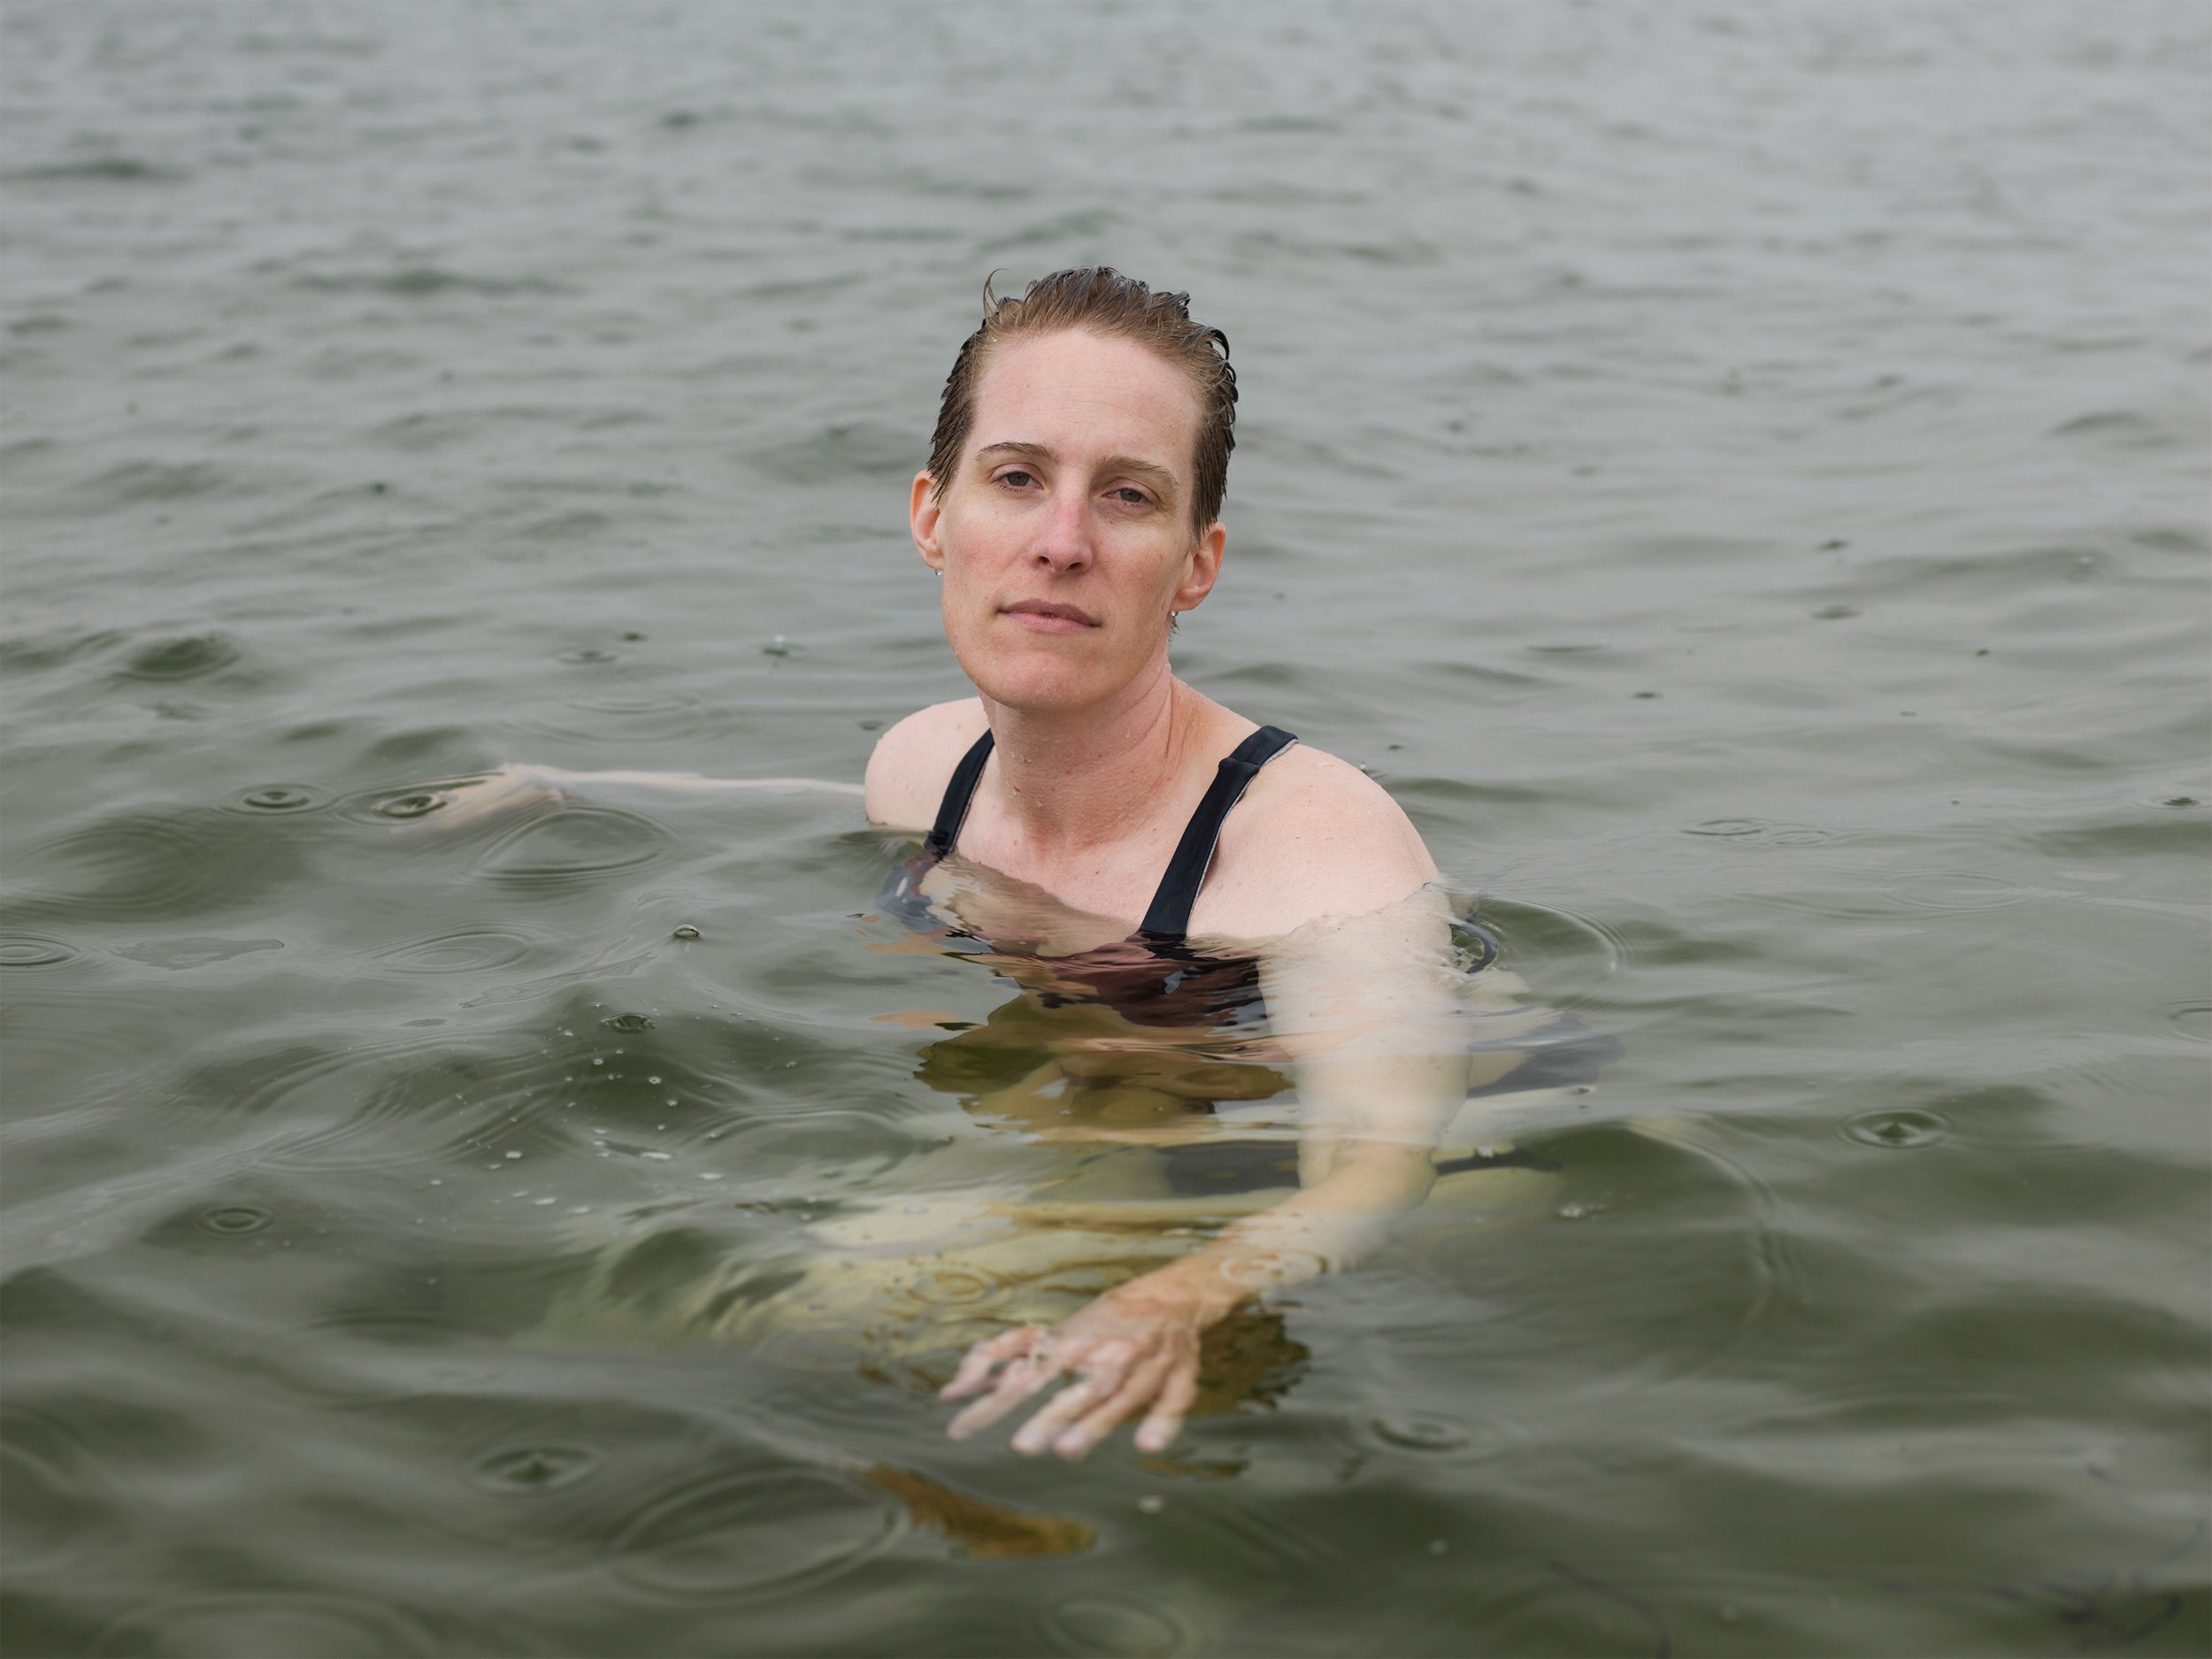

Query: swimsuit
878;719;1609;1141
880;724;1318;1028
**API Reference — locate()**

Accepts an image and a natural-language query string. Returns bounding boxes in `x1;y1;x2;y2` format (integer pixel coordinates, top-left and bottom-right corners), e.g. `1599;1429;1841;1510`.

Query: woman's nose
1029;490;1093;572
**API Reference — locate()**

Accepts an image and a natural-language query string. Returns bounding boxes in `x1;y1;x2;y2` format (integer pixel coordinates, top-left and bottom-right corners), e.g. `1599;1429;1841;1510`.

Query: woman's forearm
1146;1141;1440;1320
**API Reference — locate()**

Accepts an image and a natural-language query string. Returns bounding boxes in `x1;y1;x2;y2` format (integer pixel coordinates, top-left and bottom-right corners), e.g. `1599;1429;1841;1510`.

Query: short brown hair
926;267;1238;535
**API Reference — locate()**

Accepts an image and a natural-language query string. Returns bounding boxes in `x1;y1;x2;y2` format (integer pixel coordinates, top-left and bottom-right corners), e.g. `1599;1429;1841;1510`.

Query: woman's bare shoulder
864;696;989;829
1195;741;1440;940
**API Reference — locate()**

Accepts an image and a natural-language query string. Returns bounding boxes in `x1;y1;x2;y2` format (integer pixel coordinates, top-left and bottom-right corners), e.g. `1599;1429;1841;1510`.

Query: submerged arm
943;890;1495;1458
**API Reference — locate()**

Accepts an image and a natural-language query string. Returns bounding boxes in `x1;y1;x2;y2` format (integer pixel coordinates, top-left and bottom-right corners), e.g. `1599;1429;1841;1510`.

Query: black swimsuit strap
924;727;995;859
921;723;1298;943
1140;725;1298;942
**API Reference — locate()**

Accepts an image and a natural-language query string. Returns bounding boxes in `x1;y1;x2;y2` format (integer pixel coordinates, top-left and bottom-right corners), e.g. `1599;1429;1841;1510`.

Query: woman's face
910;329;1225;717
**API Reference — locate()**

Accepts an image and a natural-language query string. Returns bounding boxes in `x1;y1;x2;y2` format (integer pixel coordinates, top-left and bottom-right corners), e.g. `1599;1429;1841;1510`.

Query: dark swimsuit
881;724;1331;1029
879;723;1609;1188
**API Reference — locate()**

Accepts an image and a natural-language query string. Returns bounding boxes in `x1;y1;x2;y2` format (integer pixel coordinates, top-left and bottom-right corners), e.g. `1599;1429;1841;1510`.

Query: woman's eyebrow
973;442;1181;496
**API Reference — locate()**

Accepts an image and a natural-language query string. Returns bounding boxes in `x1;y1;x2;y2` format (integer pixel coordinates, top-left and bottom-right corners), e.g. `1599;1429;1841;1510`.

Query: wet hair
926;266;1238;535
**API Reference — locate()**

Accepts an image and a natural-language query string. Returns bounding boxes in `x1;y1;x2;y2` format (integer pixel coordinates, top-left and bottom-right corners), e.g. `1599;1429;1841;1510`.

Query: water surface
3;3;2207;1655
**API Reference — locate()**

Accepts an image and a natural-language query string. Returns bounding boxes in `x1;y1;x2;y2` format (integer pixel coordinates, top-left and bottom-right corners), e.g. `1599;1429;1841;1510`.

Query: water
3;2;2207;1654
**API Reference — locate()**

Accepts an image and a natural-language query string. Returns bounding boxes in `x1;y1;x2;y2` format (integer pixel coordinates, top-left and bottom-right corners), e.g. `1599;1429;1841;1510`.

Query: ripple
173;1034;530;1178
90;1589;440;1657
371;927;541;975
478;807;674;888
611;1467;899;1598
1363;1409;1533;1463
334;776;503;827
1884;872;2046;911
1841;1109;1953;1150
1041;1595;1198;1657
514;683;718;745
223;782;332;815
0;1402;119;1573
195;1203;273;1236
7;810;265;921
0;931;83;968
2164;1002;2212;1044
723;1110;911;1178
468;1441;603;1494
1471;897;1624;1004
116;632;240;681
905;1263;1007;1307
1683;818;1832;846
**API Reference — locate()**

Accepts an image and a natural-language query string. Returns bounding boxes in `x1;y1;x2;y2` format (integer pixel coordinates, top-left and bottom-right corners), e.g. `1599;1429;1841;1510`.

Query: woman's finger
940;1325;1046;1401
1132;1362;1202;1455
1005;1341;1136;1457
945;1340;1080;1440
1050;1352;1178;1461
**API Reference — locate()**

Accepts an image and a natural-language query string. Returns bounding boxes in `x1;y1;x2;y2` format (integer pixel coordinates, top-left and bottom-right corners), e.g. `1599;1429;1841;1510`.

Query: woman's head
926;268;1237;537
910;272;1237;717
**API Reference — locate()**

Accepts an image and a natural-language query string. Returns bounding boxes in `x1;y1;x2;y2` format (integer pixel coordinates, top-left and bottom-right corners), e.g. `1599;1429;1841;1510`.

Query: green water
3;3;2207;1655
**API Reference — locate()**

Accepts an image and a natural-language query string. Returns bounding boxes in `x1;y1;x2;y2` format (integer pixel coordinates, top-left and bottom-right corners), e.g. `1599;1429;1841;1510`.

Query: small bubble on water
1559;1203;1587;1219
427;1179;442;1187
1427;1539;1448;1555
505;1150;523;1160
672;925;701;940
534;1196;557;1206
1136;1495;1164;1515
592;1057;605;1067
903;1203;926;1215
641;1151;672;1162
700;1172;723;1181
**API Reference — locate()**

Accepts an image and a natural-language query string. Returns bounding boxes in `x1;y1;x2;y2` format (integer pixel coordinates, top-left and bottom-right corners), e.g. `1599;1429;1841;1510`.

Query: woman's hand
940;1268;1229;1459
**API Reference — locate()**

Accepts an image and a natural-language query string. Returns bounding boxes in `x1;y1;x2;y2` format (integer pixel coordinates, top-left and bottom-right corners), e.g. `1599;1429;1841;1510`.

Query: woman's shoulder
864;696;988;830
1195;738;1440;940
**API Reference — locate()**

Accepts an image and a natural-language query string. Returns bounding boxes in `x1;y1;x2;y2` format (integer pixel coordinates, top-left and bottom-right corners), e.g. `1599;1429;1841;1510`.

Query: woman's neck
979;658;1211;858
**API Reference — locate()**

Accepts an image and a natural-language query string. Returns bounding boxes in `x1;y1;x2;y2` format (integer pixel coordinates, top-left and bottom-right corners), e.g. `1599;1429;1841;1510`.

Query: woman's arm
941;891;1501;1459
384;763;862;830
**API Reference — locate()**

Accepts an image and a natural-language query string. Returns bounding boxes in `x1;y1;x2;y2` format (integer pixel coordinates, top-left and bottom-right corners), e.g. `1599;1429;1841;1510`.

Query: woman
864;268;1518;1461
438;269;1578;1461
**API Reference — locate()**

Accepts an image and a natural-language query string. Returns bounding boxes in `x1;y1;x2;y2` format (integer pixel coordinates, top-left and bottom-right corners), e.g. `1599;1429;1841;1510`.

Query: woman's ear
1172;520;1227;612
910;471;946;572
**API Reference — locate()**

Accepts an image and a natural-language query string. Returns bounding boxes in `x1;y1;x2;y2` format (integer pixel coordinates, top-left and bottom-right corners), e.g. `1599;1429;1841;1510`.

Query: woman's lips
1001;600;1098;633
